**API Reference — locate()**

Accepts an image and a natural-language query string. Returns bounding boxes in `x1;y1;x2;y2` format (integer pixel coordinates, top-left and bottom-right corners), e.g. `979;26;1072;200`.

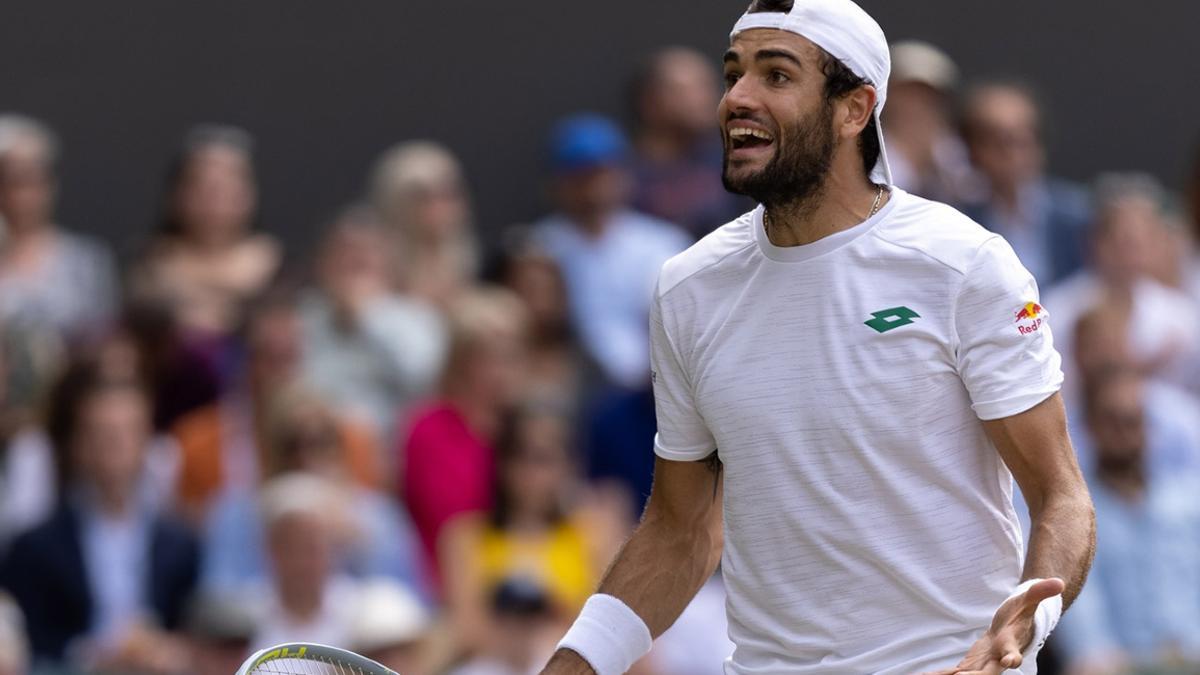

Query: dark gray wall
2;0;1197;255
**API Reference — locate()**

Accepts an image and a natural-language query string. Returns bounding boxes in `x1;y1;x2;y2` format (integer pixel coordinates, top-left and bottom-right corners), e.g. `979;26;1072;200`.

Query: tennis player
541;1;1096;674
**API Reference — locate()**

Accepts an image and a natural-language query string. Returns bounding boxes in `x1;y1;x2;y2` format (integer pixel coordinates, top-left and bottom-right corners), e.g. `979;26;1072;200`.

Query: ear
837;84;877;141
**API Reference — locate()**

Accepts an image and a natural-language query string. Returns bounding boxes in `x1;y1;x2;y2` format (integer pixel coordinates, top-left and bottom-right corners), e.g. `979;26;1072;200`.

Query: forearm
595;502;723;636
1023;490;1096;608
545;477;723;674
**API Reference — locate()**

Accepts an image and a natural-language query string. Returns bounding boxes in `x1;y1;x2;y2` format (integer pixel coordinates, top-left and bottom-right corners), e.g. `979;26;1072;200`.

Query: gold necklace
764;185;886;233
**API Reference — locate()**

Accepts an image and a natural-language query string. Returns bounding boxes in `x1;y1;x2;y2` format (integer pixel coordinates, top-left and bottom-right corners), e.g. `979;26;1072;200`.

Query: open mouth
728;126;774;150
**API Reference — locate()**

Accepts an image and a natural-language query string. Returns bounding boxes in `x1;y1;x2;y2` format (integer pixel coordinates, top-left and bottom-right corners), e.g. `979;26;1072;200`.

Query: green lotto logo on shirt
864;306;920;333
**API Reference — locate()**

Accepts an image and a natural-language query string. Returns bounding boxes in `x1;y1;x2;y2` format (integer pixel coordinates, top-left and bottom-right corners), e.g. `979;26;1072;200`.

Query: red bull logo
1014;302;1046;335
1014;302;1043;322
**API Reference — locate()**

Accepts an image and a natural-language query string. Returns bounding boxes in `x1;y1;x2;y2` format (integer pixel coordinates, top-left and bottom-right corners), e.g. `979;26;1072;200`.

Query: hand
540;648;596;675
922;577;1065;675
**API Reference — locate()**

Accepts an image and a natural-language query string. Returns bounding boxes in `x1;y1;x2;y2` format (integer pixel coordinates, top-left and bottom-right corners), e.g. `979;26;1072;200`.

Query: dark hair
746;0;794;11
156;124;258;237
488;403;573;530
959;79;1043;144
747;0;882;180
45;358;150;491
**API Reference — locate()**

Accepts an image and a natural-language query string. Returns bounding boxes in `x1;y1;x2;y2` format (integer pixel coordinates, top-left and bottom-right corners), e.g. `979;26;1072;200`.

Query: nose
721;76;760;120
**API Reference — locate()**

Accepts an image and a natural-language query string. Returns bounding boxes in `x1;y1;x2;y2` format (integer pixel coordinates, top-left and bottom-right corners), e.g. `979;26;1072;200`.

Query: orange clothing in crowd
172;402;381;516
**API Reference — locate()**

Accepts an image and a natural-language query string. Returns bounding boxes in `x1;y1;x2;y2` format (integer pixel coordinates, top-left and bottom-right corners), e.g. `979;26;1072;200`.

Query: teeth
729;127;773;141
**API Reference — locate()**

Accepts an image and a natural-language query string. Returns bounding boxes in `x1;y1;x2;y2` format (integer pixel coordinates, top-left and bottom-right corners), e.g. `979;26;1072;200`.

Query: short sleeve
650;287;717;461
954;236;1064;420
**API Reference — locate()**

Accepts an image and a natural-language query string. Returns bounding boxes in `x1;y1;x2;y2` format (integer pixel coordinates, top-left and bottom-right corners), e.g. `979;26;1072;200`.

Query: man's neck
764;176;886;248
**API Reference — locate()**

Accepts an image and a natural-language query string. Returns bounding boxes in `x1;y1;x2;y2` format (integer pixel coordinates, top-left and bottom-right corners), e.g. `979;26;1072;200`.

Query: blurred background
1;1;1199;674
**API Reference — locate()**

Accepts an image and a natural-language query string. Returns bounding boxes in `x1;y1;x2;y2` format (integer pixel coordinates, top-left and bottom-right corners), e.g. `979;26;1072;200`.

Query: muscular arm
543;453;725;674
983;392;1095;608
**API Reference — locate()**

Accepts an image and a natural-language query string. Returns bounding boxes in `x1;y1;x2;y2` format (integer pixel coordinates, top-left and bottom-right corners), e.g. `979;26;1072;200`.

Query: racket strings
248;656;370;675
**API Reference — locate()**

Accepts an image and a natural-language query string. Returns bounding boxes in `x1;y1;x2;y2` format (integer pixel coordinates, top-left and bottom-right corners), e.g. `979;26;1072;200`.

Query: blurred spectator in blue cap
958;82;1091;286
629;47;748;238
533;114;689;390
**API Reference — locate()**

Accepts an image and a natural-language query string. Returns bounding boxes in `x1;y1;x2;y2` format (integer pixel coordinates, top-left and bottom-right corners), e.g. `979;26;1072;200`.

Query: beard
722;101;836;210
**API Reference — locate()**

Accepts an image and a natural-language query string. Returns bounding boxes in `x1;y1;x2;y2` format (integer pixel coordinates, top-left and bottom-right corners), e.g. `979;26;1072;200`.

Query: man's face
719;29;837;207
964;87;1043;190
642;50;720;137
1088;375;1146;469
73;387;150;499
0;140;56;229
1092;197;1162;284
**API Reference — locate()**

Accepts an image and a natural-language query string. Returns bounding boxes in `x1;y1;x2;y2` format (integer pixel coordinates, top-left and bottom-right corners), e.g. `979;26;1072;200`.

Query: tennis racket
234;642;398;675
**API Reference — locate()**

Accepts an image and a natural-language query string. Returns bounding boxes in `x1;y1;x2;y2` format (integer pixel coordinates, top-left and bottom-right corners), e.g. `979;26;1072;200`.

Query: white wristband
557;594;653;675
1007;578;1063;658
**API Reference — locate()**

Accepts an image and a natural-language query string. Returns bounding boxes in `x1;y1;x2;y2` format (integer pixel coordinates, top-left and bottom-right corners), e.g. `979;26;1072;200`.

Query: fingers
1022;577;1065;607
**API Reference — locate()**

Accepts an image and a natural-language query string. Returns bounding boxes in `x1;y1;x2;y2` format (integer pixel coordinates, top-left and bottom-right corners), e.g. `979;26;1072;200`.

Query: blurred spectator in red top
629;47;747;238
131;125;281;376
0;362;199;672
370;142;479;308
0;114;117;345
959;82;1091;286
883;42;979;205
301;205;447;450
172;289;380;523
400;287;529;586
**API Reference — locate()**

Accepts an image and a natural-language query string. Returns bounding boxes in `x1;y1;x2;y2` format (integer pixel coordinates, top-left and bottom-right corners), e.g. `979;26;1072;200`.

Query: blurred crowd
0;40;1198;675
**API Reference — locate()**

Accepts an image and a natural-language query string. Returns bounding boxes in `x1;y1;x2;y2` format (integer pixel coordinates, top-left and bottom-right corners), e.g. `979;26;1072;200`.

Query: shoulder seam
869;228;1001;278
659;238;758;299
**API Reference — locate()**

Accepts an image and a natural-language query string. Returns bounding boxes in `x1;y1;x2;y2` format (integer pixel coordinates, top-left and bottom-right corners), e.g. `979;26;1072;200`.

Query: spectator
131;125;281;372
629;47;747;238
493;232;590;419
533;114;690;389
0;363;199;670
1067;307;1200;481
349;578;433;675
440;403;622;656
1046;173;1200;399
249;473;359;650
959;82;1091;285
203;384;425;597
370;141;479;308
0;592;28;675
172;289;381;522
1054;366;1200;673
302;205;447;449
883;41;978;204
0;114;117;343
400;287;529;585
1;330;185;554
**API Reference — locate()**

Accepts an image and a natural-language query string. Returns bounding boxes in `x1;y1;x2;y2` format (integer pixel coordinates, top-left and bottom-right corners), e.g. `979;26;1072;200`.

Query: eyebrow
723;48;805;70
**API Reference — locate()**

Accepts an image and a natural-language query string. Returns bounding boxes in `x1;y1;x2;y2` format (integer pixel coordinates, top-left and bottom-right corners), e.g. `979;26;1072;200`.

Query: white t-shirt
650;189;1063;675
